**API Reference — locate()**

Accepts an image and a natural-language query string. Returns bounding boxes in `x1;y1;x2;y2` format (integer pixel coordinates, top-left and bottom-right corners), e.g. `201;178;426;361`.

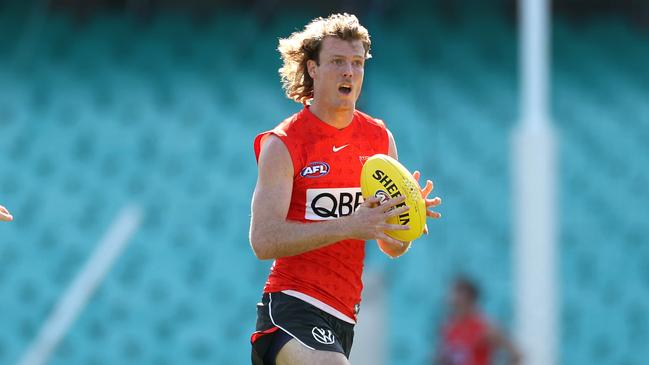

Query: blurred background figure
0;205;13;221
436;276;521;365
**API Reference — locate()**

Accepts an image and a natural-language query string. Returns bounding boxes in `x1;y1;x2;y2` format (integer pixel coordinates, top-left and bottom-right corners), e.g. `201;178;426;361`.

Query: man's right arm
249;135;409;260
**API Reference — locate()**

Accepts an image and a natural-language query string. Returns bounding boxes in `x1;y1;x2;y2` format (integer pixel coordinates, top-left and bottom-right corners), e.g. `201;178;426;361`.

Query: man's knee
276;339;350;365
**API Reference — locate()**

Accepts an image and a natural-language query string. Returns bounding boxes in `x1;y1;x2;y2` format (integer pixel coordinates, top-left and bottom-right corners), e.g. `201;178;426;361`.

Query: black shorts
250;292;355;364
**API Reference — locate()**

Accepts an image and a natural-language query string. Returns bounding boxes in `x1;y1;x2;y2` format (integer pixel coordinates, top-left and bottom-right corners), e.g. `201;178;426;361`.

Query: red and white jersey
253;106;389;322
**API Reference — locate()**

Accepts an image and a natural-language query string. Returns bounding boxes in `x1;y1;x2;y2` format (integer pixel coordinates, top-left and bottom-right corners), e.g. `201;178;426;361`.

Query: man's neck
452;306;476;320
309;100;355;130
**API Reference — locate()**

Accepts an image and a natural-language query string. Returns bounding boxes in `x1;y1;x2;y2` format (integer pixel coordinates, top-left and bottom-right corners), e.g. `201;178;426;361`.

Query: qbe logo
305;188;363;220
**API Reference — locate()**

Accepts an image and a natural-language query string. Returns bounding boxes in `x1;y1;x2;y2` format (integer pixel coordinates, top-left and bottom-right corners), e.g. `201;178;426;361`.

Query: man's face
308;37;366;111
449;285;471;312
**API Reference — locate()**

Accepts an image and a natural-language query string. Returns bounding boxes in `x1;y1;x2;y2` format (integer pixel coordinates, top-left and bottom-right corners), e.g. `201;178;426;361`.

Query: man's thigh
275;339;350;365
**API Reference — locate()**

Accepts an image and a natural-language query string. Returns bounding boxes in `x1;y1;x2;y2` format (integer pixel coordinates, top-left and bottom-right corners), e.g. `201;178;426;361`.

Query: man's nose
342;62;353;78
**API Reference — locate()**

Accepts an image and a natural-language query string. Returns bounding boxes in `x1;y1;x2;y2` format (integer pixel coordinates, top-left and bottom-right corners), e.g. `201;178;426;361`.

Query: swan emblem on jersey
312;327;335;345
300;162;330;178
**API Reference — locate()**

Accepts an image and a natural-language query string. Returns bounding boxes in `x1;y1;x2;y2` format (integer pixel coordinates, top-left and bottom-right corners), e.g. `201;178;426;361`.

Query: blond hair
277;13;372;104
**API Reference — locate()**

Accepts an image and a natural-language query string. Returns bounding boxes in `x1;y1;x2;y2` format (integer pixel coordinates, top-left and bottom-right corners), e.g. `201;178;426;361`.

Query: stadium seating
0;5;647;365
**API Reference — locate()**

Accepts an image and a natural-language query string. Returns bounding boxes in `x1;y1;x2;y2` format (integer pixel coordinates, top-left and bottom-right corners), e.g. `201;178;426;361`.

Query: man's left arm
376;129;442;258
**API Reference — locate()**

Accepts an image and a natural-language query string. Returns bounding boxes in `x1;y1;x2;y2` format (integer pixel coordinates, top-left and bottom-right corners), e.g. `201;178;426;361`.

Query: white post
513;1;557;365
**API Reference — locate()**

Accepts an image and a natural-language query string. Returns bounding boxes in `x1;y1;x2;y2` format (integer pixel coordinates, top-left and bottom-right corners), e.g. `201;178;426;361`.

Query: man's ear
306;59;317;80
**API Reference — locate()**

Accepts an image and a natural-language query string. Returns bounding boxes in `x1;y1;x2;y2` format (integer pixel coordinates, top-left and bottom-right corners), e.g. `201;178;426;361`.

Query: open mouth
338;84;352;95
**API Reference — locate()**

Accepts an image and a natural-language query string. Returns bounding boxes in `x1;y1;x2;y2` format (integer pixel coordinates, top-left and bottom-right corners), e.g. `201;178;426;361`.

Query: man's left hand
412;171;442;234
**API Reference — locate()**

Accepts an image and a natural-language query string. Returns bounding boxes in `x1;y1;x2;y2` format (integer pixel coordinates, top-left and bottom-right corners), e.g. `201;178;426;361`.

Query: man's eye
334;59;344;65
353;60;363;67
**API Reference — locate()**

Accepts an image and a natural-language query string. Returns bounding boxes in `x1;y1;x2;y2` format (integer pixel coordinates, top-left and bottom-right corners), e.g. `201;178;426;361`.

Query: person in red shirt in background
0;205;12;221
436;276;522;365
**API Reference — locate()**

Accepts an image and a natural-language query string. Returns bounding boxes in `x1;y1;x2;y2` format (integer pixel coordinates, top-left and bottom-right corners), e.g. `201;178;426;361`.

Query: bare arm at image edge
0;205;12;222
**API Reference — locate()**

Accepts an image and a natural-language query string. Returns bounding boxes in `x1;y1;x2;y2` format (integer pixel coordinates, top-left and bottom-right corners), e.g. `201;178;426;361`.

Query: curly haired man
249;13;441;365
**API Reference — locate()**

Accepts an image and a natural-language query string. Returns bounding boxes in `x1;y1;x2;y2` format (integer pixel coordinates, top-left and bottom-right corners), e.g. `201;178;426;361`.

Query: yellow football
360;154;426;242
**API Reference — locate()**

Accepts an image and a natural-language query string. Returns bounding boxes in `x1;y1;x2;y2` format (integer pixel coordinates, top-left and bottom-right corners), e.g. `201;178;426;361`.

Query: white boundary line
16;204;143;365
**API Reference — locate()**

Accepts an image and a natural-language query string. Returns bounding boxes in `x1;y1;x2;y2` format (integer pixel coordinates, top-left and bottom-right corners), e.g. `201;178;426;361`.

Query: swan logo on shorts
305;188;363;220
300;162;330;178
312;327;335;345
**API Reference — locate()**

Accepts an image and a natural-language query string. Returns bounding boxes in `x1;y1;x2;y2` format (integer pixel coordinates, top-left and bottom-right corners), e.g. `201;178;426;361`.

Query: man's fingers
362;196;380;207
421;180;433;197
0;206;9;214
385;204;409;218
411;174;440;217
425;196;441;218
378;223;410;231
380;195;406;211
427;210;442;218
377;233;403;248
412;170;420;182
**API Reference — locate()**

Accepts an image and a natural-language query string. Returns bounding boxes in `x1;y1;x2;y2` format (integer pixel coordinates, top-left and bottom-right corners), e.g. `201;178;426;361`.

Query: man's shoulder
354;109;386;128
273;108;307;133
254;109;305;162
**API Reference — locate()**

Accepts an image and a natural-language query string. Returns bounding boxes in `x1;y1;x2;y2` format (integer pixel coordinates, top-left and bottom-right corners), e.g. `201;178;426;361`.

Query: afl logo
300;162;330;178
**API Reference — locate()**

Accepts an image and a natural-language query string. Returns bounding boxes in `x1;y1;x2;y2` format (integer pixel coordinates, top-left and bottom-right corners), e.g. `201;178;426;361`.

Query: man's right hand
0;205;13;222
344;195;410;243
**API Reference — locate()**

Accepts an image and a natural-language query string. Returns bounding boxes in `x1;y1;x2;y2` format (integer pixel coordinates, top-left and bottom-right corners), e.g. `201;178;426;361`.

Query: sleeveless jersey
440;312;492;365
253;106;389;321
